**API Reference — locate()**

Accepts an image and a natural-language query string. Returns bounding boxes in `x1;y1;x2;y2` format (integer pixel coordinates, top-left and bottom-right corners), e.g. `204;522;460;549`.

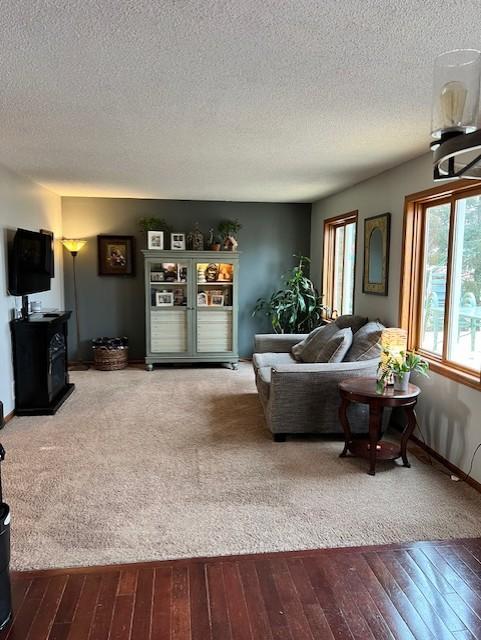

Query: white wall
0;163;63;416
311;153;481;484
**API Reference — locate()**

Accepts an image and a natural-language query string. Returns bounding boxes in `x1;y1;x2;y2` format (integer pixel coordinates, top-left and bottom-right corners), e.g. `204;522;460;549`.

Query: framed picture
171;233;186;250
148;231;164;250
150;271;165;282
210;294;224;306
197;292;208;306
98;235;135;276
363;212;390;296
156;291;174;307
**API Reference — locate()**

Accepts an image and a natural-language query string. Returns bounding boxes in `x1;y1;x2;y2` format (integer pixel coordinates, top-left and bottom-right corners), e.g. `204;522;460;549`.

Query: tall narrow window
323;211;358;316
401;182;481;389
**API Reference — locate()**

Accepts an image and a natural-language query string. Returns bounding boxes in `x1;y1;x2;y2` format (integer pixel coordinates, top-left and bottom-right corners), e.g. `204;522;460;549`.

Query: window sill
421;357;481;392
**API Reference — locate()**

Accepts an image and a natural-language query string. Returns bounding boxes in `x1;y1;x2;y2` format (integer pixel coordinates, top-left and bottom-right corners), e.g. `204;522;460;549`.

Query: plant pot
210;243;221;251
393;372;410;392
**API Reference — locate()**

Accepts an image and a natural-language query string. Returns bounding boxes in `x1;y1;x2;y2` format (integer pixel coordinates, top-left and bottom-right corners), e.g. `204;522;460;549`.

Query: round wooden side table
338;377;420;476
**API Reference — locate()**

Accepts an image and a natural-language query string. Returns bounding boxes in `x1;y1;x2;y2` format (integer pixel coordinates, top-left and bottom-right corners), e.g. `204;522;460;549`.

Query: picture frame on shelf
98;235;135;276
171;233;186;250
150;271;165;282
210;294;225;307
148;231;164;250
155;291;174;307
197;292;208;306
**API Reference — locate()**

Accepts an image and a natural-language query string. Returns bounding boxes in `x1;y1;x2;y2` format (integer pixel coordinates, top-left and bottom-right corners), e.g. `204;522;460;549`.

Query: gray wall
62;198;311;359
311;152;481;485
0;163;63;416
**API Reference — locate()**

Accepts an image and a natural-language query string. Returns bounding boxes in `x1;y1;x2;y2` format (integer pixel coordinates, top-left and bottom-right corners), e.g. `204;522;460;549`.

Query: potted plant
377;350;429;394
217;219;242;250
207;228;222;251
252;256;327;333
138;217;172;246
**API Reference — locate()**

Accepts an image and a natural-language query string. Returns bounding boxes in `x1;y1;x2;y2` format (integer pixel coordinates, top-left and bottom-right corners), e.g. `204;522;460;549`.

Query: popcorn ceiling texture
0;1;481;201
4;363;481;571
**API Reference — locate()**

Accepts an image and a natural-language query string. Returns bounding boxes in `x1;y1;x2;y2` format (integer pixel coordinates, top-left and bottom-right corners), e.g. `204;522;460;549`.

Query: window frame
323;210;358;316
400;180;481;390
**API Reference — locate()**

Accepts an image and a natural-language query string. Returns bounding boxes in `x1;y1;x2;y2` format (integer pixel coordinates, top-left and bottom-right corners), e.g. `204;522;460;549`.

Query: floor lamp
61;239;89;371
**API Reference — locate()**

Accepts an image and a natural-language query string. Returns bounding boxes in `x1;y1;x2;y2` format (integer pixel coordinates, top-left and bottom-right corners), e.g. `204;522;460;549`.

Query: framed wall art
362;212;390;296
148;231;164;250
98;235;135;276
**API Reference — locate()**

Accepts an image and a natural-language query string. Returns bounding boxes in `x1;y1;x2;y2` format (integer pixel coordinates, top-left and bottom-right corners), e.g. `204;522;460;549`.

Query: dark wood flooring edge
13;536;481;579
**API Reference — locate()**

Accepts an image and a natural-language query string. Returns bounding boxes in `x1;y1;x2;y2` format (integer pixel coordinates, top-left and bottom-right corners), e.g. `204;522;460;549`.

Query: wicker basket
93;346;129;371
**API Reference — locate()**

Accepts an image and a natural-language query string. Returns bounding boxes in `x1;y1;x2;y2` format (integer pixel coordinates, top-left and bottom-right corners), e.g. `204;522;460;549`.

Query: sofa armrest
272;359;378;375
254;333;307;354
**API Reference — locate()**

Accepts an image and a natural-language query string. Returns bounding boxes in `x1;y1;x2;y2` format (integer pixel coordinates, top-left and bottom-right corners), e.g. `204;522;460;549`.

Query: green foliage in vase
376;350;429;394
138;217;172;233
252;256;326;333
217;219;242;238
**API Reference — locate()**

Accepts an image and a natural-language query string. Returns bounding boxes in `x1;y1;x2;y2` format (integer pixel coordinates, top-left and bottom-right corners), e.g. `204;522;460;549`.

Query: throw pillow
335;314;368;334
291;323;339;361
300;327;353;363
344;320;384;362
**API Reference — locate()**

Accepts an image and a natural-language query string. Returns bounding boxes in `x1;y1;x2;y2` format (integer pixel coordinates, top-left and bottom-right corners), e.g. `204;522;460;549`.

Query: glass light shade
431;49;481;139
61;239;86;253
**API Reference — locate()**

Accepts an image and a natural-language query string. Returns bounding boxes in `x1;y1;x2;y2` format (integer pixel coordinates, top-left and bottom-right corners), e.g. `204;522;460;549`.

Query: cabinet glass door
148;260;190;354
195;261;235;353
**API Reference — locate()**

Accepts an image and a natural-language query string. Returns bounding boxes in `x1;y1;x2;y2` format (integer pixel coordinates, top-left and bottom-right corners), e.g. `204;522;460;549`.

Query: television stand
10;312;75;416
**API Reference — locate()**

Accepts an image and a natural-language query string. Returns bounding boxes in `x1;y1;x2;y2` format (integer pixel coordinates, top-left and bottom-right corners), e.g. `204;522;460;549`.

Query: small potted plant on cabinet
217;219;242;250
377;351;429;394
138;217;172;248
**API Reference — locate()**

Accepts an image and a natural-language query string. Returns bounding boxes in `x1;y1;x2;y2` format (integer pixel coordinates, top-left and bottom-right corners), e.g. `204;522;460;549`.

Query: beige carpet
3;362;481;570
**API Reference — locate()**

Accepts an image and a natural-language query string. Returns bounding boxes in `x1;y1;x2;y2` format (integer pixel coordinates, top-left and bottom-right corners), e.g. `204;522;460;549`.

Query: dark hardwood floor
3;538;481;639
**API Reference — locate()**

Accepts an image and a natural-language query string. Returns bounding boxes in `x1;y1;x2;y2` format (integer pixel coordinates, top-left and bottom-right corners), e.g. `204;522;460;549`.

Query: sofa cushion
300;327;353;363
252;352;296;370
291;323;339;361
335;314;368;334
344;320;384;361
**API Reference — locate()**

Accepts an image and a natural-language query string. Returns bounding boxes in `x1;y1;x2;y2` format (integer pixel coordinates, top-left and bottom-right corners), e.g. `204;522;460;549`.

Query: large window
401;182;481;389
323;211;357;316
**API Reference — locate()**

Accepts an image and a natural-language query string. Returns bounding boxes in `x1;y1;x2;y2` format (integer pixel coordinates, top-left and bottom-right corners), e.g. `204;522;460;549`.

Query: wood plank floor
3;538;481;639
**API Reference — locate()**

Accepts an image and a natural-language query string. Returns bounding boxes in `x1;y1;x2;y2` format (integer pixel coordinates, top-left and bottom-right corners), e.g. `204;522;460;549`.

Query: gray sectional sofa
253;315;385;440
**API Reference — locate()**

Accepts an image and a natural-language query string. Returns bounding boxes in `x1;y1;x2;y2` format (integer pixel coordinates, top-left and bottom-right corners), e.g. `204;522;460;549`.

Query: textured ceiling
0;1;481;202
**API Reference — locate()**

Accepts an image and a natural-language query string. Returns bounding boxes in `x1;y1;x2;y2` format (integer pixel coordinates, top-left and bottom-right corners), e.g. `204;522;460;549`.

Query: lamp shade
61;239;86;253
431;49;481;140
381;328;407;360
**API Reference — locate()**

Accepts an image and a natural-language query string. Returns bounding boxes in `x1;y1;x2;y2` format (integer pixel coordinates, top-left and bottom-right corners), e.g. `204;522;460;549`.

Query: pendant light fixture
431;49;481;180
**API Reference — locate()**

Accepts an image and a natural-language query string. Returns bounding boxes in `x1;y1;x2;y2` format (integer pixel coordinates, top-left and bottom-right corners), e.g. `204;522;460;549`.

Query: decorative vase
210;243;221;251
187;223;204;251
393;372;410;392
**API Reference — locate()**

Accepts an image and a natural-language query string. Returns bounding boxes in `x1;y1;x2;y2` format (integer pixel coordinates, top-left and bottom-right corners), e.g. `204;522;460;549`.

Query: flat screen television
9;228;53;296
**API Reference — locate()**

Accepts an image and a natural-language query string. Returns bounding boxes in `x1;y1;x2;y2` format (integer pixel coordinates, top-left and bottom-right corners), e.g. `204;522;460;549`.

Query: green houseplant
253;256;327;333
138;217;172;233
377;350;429;394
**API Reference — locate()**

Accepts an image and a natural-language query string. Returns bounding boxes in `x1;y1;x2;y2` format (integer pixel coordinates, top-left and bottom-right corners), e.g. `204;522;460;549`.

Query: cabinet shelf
151;281;187;285
197;281;233;286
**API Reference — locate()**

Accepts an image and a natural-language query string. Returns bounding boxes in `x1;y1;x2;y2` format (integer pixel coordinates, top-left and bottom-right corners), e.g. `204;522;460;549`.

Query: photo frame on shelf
210;294;225;307
148;231;164;250
98;235;135;276
363;212;390;296
156;291;174;307
197;292;208;306
150;271;165;282
171;233;186;250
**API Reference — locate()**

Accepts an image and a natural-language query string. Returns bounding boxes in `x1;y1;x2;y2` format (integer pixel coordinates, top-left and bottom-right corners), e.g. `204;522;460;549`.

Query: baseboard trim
4;410;14;425
410;434;481;494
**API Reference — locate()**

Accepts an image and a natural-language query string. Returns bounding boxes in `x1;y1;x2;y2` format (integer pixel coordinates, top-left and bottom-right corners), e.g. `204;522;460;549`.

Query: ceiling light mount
431;49;481;181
